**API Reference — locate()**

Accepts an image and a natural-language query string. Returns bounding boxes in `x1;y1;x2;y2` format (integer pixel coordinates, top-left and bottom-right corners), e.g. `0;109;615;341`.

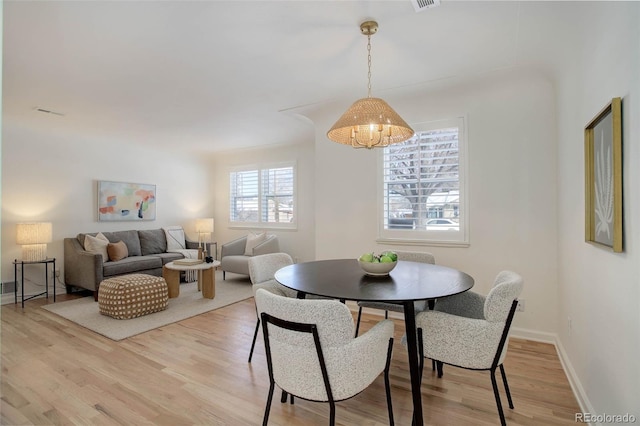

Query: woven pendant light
327;21;414;149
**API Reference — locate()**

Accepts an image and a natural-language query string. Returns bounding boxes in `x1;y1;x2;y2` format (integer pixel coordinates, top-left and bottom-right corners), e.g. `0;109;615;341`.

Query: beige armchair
220;234;280;280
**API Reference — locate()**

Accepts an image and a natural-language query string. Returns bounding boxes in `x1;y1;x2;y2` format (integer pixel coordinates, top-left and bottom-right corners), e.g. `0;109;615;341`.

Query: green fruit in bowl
382;251;398;262
380;255;394;263
359;253;374;262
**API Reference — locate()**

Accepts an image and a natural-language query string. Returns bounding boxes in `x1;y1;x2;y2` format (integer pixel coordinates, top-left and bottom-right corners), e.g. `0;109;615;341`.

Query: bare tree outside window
382;121;464;239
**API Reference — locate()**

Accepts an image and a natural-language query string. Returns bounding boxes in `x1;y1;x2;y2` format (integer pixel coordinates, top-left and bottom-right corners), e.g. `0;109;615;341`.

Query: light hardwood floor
1;292;580;425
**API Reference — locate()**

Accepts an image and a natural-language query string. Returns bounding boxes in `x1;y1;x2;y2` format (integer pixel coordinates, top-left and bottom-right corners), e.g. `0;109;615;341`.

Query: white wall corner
511;327;595;424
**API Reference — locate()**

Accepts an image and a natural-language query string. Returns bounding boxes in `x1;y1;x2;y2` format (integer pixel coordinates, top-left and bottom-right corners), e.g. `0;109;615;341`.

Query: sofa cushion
155;252;185;264
139;229;167;255
164;226;186;251
84;232;109;262
103;230;142;256
103;255;163;277
107;241;129;261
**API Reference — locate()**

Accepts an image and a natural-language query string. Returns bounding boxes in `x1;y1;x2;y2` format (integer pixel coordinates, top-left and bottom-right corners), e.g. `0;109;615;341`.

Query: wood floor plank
1;295;581;425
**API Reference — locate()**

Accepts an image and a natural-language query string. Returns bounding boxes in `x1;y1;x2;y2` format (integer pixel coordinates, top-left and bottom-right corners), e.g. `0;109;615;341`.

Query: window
379;118;468;245
230;164;295;228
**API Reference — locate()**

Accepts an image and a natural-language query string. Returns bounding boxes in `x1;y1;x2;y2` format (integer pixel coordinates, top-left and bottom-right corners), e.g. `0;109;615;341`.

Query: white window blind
230;164;295;227
380;118;468;245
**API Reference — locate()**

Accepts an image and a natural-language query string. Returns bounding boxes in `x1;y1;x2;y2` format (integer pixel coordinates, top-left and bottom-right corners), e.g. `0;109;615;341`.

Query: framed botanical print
584;97;622;252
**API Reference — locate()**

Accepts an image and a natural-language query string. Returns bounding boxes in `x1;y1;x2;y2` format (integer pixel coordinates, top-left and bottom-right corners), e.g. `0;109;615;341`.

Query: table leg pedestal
201;268;215;299
404;302;424;426
163;266;181;298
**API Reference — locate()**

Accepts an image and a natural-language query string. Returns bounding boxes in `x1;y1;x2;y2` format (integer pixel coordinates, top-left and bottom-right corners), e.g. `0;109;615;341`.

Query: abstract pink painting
98;181;156;221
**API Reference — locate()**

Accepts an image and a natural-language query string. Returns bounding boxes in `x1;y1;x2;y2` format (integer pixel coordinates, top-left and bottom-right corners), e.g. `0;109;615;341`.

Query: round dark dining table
274;258;475;426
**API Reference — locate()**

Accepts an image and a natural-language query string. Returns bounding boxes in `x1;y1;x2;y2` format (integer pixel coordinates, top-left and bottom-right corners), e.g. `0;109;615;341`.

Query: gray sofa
220;234;280;280
64;229;207;300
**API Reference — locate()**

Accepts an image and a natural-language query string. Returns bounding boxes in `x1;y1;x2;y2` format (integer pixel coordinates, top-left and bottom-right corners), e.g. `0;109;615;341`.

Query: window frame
229;162;297;230
377;117;469;247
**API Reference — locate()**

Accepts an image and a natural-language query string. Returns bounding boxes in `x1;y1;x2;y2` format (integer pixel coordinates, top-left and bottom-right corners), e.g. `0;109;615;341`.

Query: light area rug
42;279;253;341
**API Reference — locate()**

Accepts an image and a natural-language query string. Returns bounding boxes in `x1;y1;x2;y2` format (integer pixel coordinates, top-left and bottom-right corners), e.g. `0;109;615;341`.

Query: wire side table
13;258;56;308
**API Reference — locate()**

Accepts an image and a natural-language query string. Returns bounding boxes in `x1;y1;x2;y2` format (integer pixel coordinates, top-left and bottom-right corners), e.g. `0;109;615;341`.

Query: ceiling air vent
411;0;441;12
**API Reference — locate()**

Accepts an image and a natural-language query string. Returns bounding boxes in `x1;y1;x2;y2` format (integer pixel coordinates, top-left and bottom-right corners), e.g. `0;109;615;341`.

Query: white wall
304;68;558;335
1;121;214;297
211;140;316;264
554;2;639;418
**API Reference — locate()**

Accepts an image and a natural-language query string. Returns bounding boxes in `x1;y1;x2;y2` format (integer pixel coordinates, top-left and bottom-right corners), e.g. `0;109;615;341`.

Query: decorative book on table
173;258;203;266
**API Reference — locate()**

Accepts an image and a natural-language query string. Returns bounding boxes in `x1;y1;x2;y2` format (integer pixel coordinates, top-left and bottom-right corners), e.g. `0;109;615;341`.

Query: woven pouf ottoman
98;274;169;320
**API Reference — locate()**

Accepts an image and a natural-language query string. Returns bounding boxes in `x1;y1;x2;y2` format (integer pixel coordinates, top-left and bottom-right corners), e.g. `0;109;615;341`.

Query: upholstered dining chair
247;253;296;363
355;250;435;337
255;288;395;426
415;270;524;426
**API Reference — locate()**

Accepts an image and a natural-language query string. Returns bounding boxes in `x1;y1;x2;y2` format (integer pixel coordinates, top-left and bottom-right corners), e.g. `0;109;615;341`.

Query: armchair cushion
220;234;280;278
417;310;506;369
244;232;267;255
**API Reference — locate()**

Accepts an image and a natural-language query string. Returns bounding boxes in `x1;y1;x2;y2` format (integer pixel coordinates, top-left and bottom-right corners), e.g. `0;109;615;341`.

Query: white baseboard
351;314;595;425
511;327;595;424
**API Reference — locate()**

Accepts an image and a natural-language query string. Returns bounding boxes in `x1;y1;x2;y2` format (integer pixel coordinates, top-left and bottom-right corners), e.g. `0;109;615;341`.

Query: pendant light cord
367;34;372;98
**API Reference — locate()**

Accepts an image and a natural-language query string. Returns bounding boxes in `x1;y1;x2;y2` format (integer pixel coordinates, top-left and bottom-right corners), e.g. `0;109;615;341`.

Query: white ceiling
3;1;575;153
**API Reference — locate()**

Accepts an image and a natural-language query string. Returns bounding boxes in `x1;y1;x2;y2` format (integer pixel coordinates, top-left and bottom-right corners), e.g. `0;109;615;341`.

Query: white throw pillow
164;226;186;251
244;232;267;256
84;232;109;262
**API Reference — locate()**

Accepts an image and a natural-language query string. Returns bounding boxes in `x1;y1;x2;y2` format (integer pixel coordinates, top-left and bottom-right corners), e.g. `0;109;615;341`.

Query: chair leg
328;401;336;426
384;310;388;319
384;338;395;426
262;381;275;426
280;390;288;403
500;364;514;409
490;368;507;426
223;270;226;280
355;306;363;337
248;318;261;363
436;361;443;378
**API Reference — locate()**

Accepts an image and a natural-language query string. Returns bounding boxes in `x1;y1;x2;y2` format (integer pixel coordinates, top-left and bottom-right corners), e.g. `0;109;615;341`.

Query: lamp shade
195;218;214;234
16;222;52;244
327;97;415;149
16;222;52;261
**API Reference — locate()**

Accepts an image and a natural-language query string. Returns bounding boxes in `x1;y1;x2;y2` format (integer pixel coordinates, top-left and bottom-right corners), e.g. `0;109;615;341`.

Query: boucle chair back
395;250;435;264
256;288;354;348
484;271;524;322
248;253;297;299
248;253;294;285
